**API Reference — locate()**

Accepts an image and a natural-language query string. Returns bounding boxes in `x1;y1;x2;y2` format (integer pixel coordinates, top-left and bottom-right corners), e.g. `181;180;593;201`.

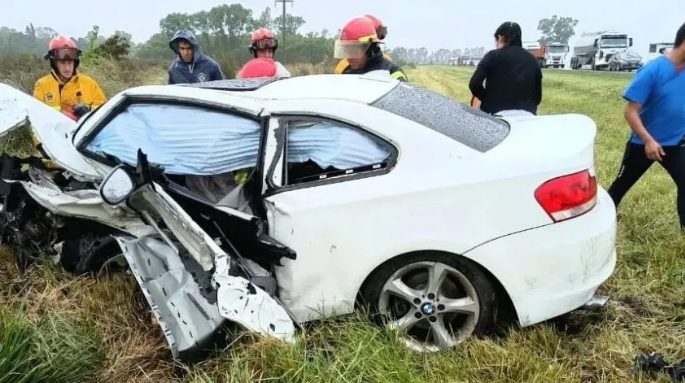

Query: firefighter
236;57;278;79
334;14;391;74
244;27;291;77
334;16;407;81
33;35;106;121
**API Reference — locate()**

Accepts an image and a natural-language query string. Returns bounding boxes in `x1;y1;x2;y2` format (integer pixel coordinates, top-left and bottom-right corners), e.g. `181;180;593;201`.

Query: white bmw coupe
0;73;616;359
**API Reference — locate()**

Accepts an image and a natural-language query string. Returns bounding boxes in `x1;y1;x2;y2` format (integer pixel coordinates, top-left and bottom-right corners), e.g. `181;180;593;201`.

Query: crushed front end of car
0;83;296;361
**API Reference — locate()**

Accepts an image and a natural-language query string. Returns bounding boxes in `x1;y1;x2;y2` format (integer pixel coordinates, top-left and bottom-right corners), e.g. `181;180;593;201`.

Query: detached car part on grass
0;73;617;359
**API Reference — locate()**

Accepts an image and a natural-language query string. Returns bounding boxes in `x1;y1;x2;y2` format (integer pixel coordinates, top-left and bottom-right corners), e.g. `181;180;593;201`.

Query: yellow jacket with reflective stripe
334;53;395;74
339;54;407;82
33;71;106;113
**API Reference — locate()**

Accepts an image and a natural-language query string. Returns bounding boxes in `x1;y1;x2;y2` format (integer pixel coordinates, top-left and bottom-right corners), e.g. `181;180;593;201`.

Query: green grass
0;309;104;383
2;65;685;382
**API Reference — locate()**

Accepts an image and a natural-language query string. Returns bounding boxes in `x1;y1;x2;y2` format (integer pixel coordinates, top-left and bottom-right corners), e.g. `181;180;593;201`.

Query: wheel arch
354;250;518;326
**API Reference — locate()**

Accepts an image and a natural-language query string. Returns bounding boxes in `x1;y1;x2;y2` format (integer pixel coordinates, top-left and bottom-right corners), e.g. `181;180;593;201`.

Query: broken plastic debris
633;352;685;382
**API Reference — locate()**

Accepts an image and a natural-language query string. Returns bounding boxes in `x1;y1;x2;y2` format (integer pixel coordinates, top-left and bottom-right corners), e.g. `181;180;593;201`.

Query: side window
85;103;262;210
649;44;656;53
284;119;393;185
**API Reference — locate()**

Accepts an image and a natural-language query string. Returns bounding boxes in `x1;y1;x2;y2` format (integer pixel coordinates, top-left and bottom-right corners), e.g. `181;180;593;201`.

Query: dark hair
494;21;522;47
676;22;685;48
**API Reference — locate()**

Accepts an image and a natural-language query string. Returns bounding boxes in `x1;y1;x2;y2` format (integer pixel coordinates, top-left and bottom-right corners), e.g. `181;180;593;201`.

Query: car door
77;99;297;359
261;115;399;321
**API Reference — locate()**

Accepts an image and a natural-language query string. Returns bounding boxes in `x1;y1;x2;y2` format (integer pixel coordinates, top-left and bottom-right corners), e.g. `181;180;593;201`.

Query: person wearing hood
168;30;224;84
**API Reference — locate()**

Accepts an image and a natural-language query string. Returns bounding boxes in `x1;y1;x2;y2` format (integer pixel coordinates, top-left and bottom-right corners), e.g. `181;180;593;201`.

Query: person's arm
275;62;291;78
469;53;490;100
622;65;662;160
90;80;107;108
390;66;408;82
334;59;349;74
625;102;664;161
534;66;543;106
212;62;225;81
32;80;44;102
168;63;176;85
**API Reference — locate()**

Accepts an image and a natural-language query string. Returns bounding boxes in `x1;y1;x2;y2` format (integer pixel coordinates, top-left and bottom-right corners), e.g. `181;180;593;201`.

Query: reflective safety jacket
33;71;106;113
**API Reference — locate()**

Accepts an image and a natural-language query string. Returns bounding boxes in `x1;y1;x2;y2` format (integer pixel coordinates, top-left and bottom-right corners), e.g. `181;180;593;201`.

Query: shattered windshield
373;83;509;152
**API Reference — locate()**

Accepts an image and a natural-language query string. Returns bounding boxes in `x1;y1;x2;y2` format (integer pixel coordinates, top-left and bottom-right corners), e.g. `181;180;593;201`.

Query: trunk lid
486;113;596;174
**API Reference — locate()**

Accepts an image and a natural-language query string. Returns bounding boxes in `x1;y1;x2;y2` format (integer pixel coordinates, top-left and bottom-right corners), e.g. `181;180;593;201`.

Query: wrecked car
0;73;617;359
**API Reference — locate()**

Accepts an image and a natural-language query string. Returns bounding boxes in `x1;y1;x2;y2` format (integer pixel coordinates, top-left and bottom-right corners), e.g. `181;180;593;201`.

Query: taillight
535;170;597;222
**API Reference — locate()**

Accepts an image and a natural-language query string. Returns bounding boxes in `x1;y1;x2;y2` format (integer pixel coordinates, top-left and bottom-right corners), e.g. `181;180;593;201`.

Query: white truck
644;42;674;64
571;31;634;70
545;42;569;69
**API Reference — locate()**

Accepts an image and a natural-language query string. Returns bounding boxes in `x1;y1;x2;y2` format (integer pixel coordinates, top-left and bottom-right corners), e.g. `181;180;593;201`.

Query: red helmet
238;58;277;79
45;35;81;61
364;14;387;40
339;17;381;43
249;28;278;57
334;17;381;60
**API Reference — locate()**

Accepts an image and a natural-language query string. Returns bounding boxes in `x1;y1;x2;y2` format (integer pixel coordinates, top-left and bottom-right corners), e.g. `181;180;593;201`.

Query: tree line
0;5;579;68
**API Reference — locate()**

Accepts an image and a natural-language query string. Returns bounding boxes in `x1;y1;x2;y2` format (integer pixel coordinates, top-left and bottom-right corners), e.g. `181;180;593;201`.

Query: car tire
359;252;498;352
60;236;125;277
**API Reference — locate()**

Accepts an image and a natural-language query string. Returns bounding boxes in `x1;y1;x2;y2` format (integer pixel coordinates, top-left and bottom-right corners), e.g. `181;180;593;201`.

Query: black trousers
607;141;685;226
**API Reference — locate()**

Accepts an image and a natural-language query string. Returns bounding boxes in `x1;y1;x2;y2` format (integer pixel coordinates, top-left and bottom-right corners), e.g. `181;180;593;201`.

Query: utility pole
275;0;293;64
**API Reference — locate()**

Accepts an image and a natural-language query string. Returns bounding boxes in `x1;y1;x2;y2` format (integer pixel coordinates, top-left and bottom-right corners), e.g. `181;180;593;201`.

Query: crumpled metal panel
216;275;295;341
10;171;150;237
124;183;296;357
115;235;224;360
372;82;510;152
0;83;100;180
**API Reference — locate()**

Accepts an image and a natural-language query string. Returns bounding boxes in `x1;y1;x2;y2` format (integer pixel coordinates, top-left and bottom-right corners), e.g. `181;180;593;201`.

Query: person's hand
72;103;91;117
62;110;78;121
645;140;665;161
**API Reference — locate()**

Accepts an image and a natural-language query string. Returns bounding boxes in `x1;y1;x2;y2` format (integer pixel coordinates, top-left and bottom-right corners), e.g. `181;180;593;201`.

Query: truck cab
545;42;569;69
593;32;633;70
571;31;633;70
644;42;674;64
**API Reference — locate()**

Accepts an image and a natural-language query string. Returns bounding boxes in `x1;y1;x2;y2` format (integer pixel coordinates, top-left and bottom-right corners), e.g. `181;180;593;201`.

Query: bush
285;62;332;76
79;55;167;96
0;54;45;93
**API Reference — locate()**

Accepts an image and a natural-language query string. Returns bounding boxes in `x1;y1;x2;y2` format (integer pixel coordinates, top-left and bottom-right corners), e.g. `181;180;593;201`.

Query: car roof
184;73;401;104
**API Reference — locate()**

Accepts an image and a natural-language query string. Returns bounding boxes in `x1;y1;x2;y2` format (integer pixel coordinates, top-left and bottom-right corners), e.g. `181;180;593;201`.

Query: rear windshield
372;83;510;152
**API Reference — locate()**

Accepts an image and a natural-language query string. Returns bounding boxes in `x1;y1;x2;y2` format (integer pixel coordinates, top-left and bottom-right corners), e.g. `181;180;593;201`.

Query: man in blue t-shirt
608;22;685;228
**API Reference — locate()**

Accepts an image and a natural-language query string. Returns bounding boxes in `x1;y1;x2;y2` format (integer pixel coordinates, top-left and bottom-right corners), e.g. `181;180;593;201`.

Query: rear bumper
464;188;617;326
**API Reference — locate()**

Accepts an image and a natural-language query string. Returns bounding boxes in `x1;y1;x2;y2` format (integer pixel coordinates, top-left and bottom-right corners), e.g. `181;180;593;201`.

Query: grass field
1;66;684;382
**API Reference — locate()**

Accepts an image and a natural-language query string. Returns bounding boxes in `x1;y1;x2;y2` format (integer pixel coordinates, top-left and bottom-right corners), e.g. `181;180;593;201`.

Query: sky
1;0;683;57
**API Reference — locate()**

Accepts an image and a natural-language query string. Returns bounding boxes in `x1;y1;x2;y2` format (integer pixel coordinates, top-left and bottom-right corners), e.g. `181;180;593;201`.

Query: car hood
0;83;101;180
